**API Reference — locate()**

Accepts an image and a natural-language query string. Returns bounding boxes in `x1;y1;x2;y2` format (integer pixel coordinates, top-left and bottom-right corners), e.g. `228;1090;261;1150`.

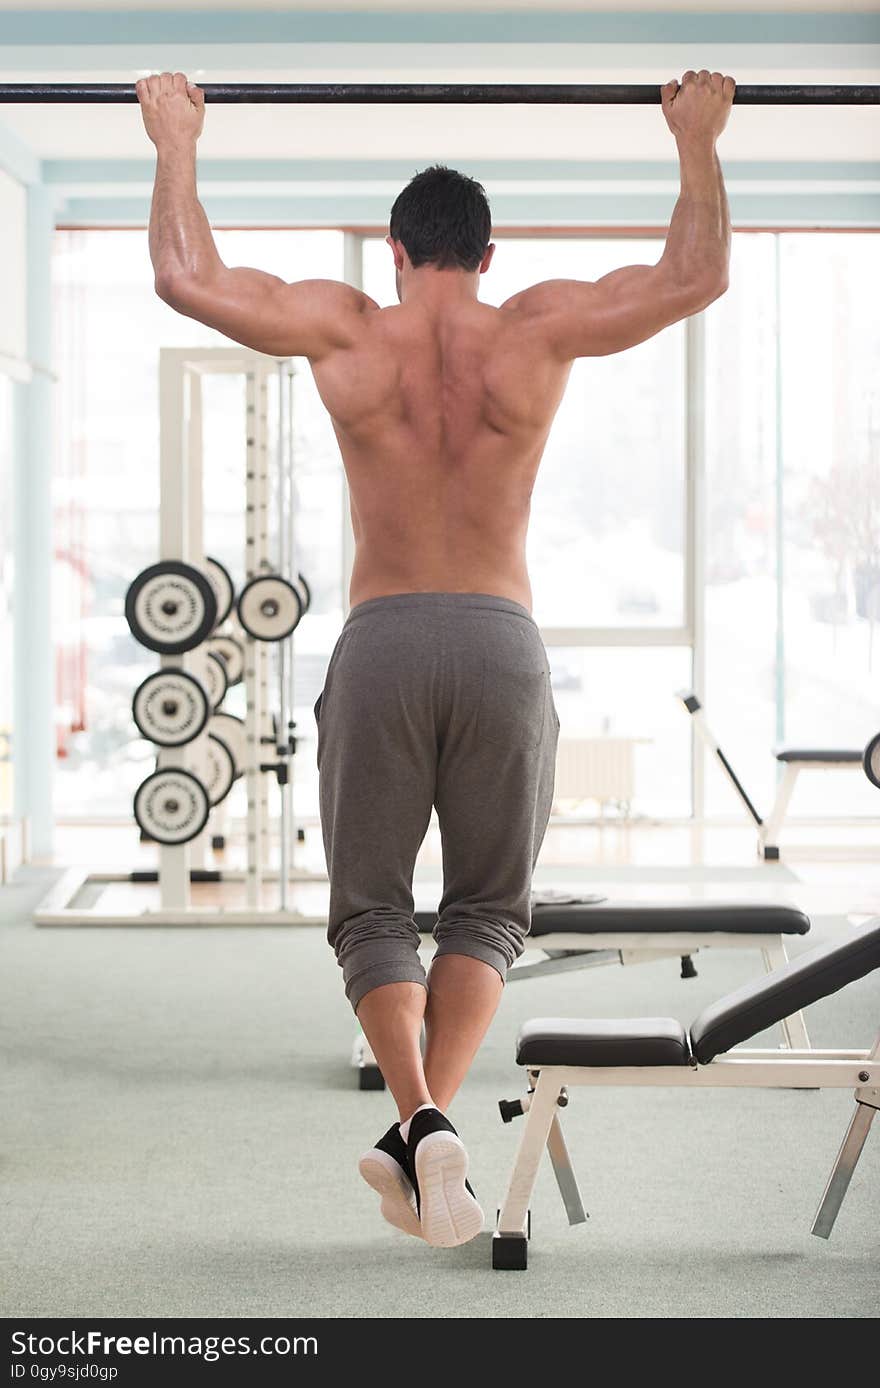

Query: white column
157;350;191;910
12;183;54;856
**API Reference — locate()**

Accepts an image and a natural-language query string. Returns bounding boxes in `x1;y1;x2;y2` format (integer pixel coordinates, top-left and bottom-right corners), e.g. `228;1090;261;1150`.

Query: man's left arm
138;72;375;359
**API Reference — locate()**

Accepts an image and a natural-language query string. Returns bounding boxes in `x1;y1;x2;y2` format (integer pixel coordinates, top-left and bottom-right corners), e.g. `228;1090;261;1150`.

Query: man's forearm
149;141;222;291
661;138;731;290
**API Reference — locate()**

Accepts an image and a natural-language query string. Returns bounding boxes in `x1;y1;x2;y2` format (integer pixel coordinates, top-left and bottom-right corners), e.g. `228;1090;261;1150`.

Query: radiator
554;737;645;810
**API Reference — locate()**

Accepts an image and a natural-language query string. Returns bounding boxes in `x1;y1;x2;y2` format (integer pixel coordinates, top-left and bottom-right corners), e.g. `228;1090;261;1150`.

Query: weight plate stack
133;767;210;845
295;571;312;613
204;555;236;628
131;668;210;748
189;648;229;711
188;732;236;807
125;560;218;655
204;632;245;687
237;573;303;642
209;712;246;779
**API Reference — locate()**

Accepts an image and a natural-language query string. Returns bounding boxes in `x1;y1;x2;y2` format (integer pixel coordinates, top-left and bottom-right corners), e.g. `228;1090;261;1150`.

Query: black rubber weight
204;555;236;627
125;560;218;655
132;767;210;846
131;667;210;748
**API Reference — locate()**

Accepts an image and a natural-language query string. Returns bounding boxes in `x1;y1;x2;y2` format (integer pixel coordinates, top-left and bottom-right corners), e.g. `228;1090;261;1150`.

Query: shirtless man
139;69;733;1249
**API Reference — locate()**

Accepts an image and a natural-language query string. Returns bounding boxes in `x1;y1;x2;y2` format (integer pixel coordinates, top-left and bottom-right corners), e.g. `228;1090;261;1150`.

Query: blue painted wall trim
54;191;880;229
41;158;880;187
0;10;876;46
0;118;39;184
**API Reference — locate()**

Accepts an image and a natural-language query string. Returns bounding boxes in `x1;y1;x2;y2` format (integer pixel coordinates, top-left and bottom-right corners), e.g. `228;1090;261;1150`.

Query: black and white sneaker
406;1108;484;1248
358;1124;422;1239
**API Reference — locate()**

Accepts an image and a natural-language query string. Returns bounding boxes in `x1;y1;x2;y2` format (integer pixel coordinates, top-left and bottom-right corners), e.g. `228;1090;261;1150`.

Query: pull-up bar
0;82;878;105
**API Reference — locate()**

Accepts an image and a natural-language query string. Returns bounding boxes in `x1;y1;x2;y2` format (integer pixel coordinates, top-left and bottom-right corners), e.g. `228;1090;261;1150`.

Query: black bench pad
414;902;810;937
774;746;861;764
517;1017;691;1068
514;919;880;1070
526;902;810;938
690;917;880;1062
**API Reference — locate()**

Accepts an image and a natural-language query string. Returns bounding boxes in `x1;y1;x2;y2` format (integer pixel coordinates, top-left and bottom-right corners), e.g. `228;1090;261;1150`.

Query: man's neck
400;266;480;306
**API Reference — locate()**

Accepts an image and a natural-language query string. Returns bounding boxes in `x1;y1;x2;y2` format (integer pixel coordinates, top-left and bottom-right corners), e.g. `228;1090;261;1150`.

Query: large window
52;227;879;825
703;232;880;820
0;374;13;819
52;229;345;819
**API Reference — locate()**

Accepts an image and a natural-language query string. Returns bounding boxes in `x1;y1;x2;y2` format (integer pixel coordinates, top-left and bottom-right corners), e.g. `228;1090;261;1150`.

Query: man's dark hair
389;165;492;272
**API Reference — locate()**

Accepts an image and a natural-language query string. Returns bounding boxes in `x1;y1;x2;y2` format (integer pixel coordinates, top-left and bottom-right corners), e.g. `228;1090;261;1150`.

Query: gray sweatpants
314;592;559;1012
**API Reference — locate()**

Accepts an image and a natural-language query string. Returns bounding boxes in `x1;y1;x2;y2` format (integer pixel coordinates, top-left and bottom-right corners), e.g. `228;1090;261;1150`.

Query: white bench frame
494;1030;880;1266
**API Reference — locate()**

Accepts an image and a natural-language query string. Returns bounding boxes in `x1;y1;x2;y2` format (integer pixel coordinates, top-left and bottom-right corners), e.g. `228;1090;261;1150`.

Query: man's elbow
154;269;198;310
707;270;729;303
155;270;180;306
696;267;729;308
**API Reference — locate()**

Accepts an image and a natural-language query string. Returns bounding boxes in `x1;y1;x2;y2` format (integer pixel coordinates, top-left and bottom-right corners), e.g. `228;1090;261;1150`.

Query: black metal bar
715;749;765;828
0;82;877;105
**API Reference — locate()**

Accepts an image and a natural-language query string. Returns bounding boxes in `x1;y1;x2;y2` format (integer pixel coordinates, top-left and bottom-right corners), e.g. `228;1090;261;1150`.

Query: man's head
387;165;494;298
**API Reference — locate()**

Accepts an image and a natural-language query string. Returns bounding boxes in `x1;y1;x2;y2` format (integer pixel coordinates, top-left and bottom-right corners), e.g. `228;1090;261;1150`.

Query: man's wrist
155;139;198;163
675;133;718;160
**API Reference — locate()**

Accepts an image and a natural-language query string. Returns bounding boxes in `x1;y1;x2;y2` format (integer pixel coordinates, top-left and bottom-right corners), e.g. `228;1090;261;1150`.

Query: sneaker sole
358;1149;423;1239
414;1132;484;1248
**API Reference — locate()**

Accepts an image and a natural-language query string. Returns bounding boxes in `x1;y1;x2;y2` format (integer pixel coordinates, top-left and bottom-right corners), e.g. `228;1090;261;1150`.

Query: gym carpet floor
2;864;878;1319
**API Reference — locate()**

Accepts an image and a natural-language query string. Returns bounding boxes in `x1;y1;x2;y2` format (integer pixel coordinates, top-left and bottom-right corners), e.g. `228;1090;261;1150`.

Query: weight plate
131;668;210;748
204;633;245;687
189;733;236;807
204;556;235;628
189;649;228;711
296;571;312;613
125;561;218;655
237;573;303;642
133;767;210;846
209;712;246;779
864;732;880;790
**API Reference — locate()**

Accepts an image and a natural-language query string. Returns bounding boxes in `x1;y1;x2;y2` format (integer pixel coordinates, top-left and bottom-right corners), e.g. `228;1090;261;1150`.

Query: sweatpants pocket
477;653;550;750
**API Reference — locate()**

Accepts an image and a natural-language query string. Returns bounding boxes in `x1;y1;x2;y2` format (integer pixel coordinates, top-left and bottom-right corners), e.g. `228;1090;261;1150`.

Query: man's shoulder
500;279;577;319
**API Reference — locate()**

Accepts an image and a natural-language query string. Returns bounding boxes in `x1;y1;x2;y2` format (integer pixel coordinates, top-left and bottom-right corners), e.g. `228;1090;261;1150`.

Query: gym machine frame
680;692;876;862
36;347;325;927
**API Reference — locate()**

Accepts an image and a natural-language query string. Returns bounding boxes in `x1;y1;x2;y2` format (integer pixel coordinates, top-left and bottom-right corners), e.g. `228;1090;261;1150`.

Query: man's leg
428;608;559;1109
357;982;433;1122
423;956;502;1112
317;596;497;1248
316;611;436;1123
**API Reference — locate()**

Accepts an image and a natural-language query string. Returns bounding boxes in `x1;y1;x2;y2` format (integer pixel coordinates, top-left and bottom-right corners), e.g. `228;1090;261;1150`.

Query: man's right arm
509;70;735;359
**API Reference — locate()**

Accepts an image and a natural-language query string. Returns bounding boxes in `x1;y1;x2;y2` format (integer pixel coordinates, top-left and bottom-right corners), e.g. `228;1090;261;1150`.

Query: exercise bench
352;899;812;1087
493;916;880;1269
